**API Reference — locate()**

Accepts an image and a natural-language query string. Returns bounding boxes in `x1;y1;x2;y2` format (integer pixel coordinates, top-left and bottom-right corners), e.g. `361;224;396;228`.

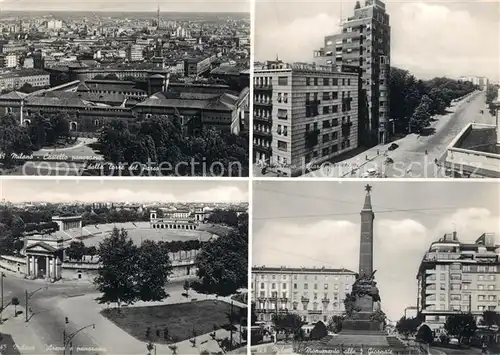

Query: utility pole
230;301;234;347
0;272;4;325
25;290;28;322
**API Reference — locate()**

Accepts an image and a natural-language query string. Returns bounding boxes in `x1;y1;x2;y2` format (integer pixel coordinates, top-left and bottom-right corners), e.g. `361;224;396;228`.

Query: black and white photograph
0;179;249;354
251;180;500;354
0;0;250;177
252;0;499;178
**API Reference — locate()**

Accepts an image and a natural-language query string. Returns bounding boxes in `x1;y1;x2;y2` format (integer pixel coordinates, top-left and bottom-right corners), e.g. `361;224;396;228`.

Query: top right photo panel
252;0;499;178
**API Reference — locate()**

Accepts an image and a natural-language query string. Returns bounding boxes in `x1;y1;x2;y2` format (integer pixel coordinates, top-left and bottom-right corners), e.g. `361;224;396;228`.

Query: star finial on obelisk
362;184;373;211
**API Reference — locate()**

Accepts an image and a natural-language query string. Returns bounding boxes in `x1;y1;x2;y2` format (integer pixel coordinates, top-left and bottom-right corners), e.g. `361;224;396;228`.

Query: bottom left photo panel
0;179;249;355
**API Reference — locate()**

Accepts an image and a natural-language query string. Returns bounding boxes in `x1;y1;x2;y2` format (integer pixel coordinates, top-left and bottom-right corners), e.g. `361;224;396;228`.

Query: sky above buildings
0;0;249;13
253;180;500;322
0;179;249;203
255;0;500;81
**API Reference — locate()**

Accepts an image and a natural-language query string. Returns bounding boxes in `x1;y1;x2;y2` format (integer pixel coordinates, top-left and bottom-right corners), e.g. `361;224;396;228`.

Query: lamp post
25;286;48;322
0;272;4;325
63;318;95;355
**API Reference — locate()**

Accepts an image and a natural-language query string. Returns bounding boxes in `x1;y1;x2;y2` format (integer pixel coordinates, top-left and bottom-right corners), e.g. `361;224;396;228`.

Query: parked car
388;143;399;151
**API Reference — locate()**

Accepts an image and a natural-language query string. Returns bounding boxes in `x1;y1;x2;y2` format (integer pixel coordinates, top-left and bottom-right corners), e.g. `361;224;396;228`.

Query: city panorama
0;0;250;177
0;179;249;355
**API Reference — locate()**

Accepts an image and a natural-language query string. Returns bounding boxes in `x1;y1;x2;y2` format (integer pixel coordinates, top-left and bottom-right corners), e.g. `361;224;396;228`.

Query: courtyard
101;300;243;345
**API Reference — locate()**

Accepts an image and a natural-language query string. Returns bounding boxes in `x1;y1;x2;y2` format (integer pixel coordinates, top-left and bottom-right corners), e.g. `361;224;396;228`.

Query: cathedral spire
362;184;373;211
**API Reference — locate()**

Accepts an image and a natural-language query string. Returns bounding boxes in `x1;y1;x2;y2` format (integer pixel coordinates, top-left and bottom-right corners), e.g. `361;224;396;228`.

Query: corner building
254;61;359;177
314;0;390;145
416;232;500;334
252;266;356;324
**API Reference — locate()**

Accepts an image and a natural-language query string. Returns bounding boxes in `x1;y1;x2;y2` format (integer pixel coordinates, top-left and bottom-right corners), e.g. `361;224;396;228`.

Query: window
306;77;311;86
304;283;308;290
323;78;329;86
347;79;351;86
324;284;328;290
277;140;288;151
323;106;330;114
322;92;330;101
332;92;338;100
314;78;318;86
272;283;276;289
277;109;288;120
332;78;338;86
323;134;329;143
322;148;329;156
277;93;282;103
282;283;287;289
260;283;264;288
322;120;331;129
283;93;288;103
278;76;288;86
342;78;345;86
332;105;338;113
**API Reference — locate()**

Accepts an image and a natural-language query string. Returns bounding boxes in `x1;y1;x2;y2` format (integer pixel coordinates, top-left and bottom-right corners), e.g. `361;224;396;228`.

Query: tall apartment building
127;44;144;62
416;232;500;335
253;61;359;177
459;76;489;91
252;266;356;324
313;0;390;145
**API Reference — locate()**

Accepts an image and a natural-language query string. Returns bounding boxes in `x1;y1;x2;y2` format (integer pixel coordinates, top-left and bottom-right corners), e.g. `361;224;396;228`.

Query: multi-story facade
127;44;144;62
416;232;500;334
253;61;359;177
0;69;50;91
252;266;356;324
459;76;489;91
314;0;390;145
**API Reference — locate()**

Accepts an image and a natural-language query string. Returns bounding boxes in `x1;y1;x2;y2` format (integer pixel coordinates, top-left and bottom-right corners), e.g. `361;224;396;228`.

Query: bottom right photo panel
251;180;500;355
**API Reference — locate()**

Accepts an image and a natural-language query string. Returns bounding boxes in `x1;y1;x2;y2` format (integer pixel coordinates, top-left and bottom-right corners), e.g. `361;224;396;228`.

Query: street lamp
0;272;5;324
63;318;95;355
25;286;48;322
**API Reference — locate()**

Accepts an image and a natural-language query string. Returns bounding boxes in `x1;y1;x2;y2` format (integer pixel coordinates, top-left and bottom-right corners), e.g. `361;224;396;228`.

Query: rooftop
252;266;356;274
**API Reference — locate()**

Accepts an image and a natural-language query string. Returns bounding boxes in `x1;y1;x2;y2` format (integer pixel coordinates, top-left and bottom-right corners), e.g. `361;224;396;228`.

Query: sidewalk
0;305;47;355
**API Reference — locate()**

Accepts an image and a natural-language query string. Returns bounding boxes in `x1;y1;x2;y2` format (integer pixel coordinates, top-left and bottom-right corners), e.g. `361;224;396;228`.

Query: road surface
292;90;493;178
1;275;187;354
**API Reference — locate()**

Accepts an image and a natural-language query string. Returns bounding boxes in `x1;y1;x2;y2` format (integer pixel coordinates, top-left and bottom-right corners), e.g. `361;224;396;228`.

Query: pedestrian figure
406;167;411;174
434;158;438;164
377;149;379;155
365;155;368;161
425;149;428;155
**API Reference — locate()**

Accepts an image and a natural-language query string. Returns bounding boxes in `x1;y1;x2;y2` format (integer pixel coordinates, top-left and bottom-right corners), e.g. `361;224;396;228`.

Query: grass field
101;300;240;344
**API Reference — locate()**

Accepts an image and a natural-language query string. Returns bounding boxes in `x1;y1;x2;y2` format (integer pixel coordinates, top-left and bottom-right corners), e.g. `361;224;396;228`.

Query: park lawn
101;300;237;344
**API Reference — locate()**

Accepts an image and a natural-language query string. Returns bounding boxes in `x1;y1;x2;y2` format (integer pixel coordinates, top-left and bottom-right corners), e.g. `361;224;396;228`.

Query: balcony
254;83;273;91
308;310;322;315
301;297;310;303
321;298;330;303
254;99;272;107
305;129;320;148
254;129;272;138
254;115;272;123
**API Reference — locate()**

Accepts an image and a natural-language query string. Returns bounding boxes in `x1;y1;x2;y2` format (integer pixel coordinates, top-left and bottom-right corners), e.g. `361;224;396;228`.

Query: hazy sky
255;0;500;80
0;179;249;203
253;180;500;322
0;0;249;13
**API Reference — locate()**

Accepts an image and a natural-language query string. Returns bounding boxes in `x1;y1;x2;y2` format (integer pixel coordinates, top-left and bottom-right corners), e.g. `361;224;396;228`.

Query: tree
481;310;500;330
207;210;239;227
94;228;139;306
309;321;328;340
0;114;33;168
13;239;24;254
272;313;303;341
66;241;85;261
396;316;421;339
195;214;247;295
416;324;433;344
328;315;343;333
86;246;98;260
11;297;19;317
444;313;477;344
135;239;172;302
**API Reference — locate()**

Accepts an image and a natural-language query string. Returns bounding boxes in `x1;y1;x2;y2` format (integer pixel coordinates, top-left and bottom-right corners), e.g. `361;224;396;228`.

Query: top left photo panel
0;0;251;177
